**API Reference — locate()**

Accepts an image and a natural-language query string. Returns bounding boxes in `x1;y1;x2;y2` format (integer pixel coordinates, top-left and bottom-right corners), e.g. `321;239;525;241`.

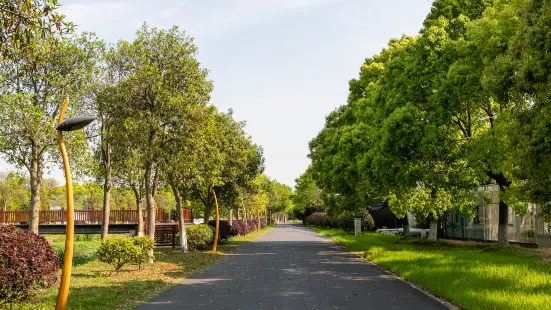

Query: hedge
230;219;267;236
208;220;238;240
303;211;375;232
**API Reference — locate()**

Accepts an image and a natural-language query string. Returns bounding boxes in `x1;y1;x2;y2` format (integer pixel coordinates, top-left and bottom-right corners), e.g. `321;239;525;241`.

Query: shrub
208;220;238;240
304;212;329;227
97;237;140;271
304;211;375;232
230;219;267;236
186;224;214;251
0;225;59;305
235;219;254;235
336;215;355;232
231;220;247;236
133;236;155;269
358;211;375;231
247;219;258;231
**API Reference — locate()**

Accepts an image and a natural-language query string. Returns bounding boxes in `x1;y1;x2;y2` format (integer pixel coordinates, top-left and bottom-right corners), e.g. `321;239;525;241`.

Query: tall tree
506;0;551;221
109;24;213;249
0;33;102;233
163;107;217;252
93;45;132;239
437;0;527;247
192;111;262;224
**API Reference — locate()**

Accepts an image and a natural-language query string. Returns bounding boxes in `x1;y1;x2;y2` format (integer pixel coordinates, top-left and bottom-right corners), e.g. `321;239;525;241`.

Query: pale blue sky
0;0;433;187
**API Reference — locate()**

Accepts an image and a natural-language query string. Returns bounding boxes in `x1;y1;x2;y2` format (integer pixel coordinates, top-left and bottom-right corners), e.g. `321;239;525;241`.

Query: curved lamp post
55;98;95;310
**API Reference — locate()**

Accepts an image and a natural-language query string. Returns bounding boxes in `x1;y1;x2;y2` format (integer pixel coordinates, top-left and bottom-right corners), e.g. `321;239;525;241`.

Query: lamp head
56;116;96;131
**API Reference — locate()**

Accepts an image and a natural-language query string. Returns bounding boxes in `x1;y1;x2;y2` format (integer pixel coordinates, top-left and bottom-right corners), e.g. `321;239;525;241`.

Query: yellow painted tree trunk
211;183;220;252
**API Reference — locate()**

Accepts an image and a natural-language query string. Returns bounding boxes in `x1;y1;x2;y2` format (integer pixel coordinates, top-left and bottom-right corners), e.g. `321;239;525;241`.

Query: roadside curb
309;226;459;310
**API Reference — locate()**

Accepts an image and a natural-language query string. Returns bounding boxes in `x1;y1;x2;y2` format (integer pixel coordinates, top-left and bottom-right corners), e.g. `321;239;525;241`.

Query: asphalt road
136;223;451;310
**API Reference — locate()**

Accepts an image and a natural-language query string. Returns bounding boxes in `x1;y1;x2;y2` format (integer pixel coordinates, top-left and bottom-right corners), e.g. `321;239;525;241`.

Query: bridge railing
0;208;192;224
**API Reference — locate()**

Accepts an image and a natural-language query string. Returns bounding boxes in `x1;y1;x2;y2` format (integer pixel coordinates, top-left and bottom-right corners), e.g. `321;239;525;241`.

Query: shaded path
136;223;450;309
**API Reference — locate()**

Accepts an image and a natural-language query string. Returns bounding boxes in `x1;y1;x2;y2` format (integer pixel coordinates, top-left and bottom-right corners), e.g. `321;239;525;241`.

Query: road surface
136;223;451;310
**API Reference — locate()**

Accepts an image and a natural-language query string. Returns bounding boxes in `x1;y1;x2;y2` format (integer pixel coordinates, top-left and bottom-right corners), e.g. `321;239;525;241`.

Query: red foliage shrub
0;225;59;305
208;220;238;240
230;220;244;235
230;218;267;236
303;212;330;227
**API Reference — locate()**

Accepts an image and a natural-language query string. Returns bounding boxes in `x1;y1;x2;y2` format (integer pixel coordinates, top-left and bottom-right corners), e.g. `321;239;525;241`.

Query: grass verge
13;226;273;310
310;226;551;310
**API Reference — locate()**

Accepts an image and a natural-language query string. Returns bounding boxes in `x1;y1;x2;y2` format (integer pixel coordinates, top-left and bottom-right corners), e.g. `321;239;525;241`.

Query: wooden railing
0;208;192;224
154;223;178;248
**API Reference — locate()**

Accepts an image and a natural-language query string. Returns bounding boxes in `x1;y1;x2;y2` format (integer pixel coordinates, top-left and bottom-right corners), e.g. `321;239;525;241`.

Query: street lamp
55;98;95;310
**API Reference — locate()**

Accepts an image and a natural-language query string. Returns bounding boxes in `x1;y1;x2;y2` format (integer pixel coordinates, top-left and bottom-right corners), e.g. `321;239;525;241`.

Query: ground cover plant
310;226;551;310
51;240;100;267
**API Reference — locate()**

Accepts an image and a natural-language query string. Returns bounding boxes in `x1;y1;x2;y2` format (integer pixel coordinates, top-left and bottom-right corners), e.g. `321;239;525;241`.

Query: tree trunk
136;198;143;236
151;163;160;197
171;185;188;253
28;150;43;234
144;161;155;263
228;207;233;225
169;175;188;253
487;172;512;248
203;191;212;223
132;186;144;237
497;199;509;248
427;213;437;241
402;214;410;239
257;215;260;230
100;146;111;239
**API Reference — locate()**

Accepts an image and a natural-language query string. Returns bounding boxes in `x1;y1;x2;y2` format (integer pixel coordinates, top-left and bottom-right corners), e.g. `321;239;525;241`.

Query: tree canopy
306;0;551;245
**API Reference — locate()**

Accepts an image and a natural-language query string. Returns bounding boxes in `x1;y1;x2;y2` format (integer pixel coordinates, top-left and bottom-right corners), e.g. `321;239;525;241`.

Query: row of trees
0;169;293;222
304;0;551;247
290;168;324;220
0;1;291;254
0;171;176;212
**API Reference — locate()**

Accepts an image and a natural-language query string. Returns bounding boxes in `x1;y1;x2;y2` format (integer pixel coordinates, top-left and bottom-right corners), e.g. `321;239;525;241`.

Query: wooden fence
154;223;178;248
0;208;192;224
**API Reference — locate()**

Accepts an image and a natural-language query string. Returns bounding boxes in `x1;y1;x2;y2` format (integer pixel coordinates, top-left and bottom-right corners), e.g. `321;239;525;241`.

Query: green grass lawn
311;226;551;310
13;226;273;310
